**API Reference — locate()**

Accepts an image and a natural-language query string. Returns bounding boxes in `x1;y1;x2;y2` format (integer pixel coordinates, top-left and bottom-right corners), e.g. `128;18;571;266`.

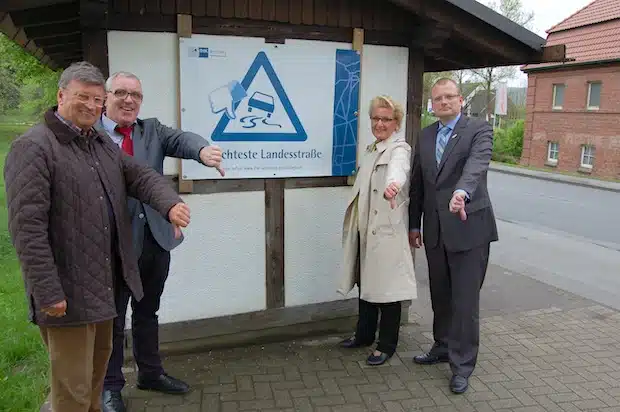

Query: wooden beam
142;298;357;355
1;0;75;12
23;20;80;39
389;0;531;64
265;179;285;309
176;14;194;194
81;31;108;77
34;32;80;46
9;2;79;27
541;44;566;63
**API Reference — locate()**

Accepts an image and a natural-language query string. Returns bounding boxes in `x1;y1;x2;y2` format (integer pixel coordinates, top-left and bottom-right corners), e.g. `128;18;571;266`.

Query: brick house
521;0;620;179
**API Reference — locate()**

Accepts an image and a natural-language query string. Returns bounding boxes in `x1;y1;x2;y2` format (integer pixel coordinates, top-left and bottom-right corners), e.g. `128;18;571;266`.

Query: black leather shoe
137;373;190;395
450;375;469;394
413;351;449;365
339;337;372;349
366;352;391;366
102;390;126;412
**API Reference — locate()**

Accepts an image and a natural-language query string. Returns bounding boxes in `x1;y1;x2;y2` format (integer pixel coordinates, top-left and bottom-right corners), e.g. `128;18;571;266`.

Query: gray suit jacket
96;117;208;256
409;114;498;252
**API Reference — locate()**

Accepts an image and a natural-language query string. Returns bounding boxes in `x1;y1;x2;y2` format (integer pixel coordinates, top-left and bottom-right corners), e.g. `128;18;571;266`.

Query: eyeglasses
432;94;460;103
110;89;143;102
370;116;394;123
69;91;105;107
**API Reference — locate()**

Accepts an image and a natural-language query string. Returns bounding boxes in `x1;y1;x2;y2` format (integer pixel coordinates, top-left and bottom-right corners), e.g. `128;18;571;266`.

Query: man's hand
42;300;67;317
169;203;190;227
408;230;423;248
449;192;467;221
383;182;400;209
199;146;225;177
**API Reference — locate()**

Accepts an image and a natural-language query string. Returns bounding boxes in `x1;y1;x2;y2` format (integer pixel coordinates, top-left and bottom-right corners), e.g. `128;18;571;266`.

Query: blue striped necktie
436;126;451;164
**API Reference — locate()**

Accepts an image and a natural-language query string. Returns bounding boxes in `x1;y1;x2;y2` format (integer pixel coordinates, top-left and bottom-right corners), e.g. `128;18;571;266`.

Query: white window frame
547;142;559;164
580;145;595;169
552;84;565;110
587;82;601;110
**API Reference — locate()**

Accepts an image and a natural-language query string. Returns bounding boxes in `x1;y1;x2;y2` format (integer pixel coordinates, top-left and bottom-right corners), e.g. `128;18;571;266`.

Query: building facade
521;0;620;179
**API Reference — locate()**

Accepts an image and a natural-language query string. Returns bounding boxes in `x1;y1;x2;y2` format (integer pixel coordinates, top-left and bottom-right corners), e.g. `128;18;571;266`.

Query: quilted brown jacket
4;108;183;327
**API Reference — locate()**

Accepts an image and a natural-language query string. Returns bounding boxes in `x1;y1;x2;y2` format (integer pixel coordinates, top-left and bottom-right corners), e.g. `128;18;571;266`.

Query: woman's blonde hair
368;95;404;132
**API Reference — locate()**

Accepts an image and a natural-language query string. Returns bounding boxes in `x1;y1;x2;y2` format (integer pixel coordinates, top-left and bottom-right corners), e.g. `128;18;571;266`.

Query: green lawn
0;123;49;412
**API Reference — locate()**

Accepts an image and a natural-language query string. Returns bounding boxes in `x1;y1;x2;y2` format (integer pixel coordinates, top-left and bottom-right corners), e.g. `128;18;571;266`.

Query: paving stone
121;297;620;412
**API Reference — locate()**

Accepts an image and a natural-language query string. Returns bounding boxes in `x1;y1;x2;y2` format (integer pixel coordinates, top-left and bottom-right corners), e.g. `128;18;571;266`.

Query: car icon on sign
247;92;275;117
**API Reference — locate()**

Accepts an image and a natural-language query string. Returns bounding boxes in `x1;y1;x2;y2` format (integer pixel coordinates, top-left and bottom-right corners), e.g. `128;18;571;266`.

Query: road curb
489;163;620;193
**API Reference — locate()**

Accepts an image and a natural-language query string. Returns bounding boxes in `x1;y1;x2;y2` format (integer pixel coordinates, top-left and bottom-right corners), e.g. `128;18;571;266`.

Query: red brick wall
521;64;620;179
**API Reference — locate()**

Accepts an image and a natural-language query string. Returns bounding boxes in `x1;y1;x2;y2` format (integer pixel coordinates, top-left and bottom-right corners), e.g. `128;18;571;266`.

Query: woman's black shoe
339;337;371;348
366;352;391;366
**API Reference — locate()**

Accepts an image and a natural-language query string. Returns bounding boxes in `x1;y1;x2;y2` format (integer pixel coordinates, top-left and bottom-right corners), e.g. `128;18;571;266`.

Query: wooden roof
1;0;566;72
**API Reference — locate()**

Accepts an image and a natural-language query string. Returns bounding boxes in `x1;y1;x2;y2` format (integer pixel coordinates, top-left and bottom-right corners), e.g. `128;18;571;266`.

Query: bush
492;119;524;163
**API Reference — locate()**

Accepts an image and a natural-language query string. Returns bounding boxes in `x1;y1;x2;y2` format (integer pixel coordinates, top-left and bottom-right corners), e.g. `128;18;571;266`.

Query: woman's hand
383;182;400;209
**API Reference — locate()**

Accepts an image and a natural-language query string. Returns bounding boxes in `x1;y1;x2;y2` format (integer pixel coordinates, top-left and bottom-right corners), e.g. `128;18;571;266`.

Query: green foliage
492;119;524;164
0;34;60;121
421;112;438;128
0;124;49;412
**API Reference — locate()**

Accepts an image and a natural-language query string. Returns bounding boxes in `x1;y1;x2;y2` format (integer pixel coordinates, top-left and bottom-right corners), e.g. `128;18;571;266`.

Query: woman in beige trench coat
337;95;417;366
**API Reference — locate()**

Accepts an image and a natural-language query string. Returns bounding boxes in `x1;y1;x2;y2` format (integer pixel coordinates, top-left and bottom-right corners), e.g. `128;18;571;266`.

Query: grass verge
0;123;48;412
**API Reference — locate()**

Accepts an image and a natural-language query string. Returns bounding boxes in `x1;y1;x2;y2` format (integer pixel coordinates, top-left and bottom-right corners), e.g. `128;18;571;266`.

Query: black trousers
352;232;402;356
354;297;402;356
104;227;171;391
425;231;490;378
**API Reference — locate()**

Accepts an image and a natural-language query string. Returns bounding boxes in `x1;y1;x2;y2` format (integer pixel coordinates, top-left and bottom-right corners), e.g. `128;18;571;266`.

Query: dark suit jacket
96;117;208;256
409;114;498;252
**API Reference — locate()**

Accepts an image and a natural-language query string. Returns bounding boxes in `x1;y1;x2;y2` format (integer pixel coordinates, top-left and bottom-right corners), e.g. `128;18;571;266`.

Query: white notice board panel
179;35;360;179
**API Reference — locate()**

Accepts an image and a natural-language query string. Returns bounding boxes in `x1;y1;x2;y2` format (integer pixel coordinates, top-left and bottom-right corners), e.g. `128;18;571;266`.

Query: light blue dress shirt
101;113;136;148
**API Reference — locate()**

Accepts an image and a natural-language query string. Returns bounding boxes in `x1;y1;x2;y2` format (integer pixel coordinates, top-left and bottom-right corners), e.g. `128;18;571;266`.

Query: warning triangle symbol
211;51;308;142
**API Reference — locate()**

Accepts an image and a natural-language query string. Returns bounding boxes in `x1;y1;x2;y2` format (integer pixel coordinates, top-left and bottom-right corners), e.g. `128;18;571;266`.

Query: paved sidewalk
122;256;620;411
489;162;620;193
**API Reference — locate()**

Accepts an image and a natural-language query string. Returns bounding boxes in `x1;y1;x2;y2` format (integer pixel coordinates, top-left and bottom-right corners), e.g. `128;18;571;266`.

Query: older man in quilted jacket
3;61;191;412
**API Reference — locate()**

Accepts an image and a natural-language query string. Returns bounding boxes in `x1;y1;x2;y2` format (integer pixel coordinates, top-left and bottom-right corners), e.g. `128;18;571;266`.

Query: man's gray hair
58;61;105;89
105;71;141;92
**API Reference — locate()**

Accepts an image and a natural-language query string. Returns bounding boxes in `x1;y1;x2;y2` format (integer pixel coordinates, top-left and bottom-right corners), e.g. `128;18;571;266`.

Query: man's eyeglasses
110;89;143;102
432;94;460;103
70;91;105;108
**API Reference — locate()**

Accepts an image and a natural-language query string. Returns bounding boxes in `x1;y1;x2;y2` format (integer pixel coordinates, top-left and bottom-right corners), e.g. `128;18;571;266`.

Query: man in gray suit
408;78;498;394
98;71;224;412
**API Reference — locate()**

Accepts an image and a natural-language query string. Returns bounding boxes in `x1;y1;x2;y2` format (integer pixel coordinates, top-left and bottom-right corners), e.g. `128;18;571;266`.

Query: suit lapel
437;115;468;176
131;121;146;161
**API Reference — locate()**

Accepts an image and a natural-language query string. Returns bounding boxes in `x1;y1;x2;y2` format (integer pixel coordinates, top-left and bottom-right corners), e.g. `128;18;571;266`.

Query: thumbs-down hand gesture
168;202;191;239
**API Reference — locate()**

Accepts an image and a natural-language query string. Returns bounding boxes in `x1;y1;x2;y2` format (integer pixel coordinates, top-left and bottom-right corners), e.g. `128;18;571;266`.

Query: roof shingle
522;0;620;71
547;0;620;33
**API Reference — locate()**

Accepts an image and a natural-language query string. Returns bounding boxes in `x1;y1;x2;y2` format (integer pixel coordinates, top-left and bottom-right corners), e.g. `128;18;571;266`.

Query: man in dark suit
408;77;498;394
98;71;224;412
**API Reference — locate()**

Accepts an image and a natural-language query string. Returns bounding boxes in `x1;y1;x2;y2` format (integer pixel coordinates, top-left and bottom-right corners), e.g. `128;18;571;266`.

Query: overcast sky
475;0;594;85
517;0;594;36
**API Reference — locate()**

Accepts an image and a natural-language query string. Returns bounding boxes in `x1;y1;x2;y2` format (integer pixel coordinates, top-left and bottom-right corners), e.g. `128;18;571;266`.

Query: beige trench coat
338;134;417;303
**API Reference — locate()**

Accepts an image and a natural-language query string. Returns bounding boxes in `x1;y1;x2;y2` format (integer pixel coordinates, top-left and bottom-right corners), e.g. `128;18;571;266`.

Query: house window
587;82;601;109
552;84;565;109
580;145;595;168
547;142;559;164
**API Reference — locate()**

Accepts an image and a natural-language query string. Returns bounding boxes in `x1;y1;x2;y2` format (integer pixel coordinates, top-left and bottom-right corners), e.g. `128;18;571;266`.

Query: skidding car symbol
247;92;274;117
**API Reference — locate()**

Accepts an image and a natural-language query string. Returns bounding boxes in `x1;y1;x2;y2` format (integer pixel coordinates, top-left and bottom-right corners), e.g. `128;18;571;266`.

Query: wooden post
176;14;194;194
347;28;364;186
402;46;425;324
265;179;285;309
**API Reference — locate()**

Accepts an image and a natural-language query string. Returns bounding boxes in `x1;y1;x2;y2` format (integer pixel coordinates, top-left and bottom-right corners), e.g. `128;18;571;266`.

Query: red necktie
116;125;133;156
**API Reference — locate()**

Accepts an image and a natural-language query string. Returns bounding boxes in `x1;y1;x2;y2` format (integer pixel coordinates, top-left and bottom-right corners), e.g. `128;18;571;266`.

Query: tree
0;34;60;120
470;0;534;121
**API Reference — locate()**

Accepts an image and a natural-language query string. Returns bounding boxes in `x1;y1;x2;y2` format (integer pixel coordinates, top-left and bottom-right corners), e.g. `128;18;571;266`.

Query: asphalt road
486;171;620;310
